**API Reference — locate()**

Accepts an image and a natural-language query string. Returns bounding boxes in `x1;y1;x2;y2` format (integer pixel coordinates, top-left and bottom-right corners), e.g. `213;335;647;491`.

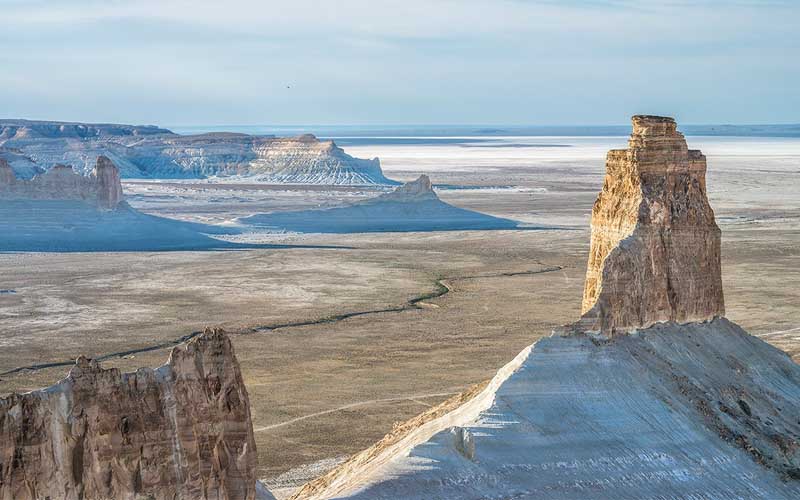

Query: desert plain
1;135;798;495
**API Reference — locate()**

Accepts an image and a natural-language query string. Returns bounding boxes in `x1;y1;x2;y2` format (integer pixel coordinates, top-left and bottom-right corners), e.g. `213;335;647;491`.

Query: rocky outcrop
0;119;392;185
0;329;258;500
578;115;724;335
376;175;437;202
93;155;124;209
240;174;519;233
0;156;124;209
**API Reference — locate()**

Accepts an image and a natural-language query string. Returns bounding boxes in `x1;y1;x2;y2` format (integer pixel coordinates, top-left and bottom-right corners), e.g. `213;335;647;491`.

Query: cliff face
0;119;172;140
579;115;724;334
0;156;124;209
0;329;258;500
0;119;392;185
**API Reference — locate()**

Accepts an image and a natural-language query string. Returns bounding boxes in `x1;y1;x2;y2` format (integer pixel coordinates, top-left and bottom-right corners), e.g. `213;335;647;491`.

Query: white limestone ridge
292;117;800;500
0;119;393;185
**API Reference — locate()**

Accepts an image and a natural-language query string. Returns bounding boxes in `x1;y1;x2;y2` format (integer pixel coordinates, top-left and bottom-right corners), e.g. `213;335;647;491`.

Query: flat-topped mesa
578;115;724;335
0;155;124;209
0;329;258;500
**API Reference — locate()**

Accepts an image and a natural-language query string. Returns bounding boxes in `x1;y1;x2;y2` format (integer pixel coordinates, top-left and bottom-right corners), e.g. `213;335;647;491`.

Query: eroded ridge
579;115;724;334
0;329;258;500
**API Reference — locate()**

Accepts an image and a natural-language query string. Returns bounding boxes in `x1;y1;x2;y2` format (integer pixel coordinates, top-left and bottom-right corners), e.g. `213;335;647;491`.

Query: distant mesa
294;117;800;500
0;119;394;185
240;175;521;233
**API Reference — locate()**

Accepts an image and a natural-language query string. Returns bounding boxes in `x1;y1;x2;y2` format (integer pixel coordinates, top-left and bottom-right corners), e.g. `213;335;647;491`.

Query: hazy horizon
1;1;797;126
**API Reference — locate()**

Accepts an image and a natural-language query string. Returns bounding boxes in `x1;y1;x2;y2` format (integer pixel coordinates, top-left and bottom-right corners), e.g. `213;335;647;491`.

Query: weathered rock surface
0;156;124;209
0;120;392;185
299;319;800;500
579;115;724;334
0;329;258;500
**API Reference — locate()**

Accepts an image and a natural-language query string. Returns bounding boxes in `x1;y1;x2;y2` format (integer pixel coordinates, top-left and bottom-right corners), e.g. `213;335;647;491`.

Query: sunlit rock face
0;330;258;500
579;115;724;335
0;119;392;185
0;156;124;209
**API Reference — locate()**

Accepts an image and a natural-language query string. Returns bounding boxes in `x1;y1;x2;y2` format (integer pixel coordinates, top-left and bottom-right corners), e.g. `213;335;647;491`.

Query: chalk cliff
0;119;392;185
579;115;724;335
0;156;124;209
0;329;258;500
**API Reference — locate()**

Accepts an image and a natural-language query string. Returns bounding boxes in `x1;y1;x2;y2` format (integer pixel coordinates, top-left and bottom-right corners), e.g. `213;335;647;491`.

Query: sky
0;0;798;126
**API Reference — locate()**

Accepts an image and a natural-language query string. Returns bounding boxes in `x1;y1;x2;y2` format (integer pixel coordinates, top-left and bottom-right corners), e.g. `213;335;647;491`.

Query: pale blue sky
1;0;797;125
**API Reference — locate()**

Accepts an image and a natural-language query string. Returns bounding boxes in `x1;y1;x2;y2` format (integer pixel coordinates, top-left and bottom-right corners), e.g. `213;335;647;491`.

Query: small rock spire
92;155;124;209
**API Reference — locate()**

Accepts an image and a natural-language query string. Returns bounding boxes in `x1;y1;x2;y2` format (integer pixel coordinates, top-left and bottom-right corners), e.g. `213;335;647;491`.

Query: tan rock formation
0;155;124;209
0;329;258;500
93;155;124;209
0;159;14;185
578;115;724;335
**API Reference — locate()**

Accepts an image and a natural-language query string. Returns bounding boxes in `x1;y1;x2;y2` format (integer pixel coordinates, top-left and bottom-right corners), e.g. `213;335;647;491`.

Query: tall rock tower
92;155;124;209
579;115;724;335
0;159;15;187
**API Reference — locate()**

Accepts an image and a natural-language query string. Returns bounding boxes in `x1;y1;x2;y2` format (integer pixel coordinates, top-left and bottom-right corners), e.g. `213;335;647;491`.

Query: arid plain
1;136;798;495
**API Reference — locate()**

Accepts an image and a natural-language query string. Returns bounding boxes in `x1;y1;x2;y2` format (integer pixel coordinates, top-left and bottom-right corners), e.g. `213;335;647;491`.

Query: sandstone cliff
0;329;258;500
578;115;724;334
0;156;124;209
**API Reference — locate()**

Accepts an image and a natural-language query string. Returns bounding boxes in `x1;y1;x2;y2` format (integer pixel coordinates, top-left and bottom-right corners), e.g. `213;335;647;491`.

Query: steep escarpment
0;119;172;139
579;115;724;335
0;155;123;209
0;120;391;185
0;329;258;500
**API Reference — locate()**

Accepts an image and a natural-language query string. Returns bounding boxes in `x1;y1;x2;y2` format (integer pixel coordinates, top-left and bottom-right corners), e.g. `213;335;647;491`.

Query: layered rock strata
0;119;391;184
0;329;258;500
579;115;724;334
0;155;124;209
